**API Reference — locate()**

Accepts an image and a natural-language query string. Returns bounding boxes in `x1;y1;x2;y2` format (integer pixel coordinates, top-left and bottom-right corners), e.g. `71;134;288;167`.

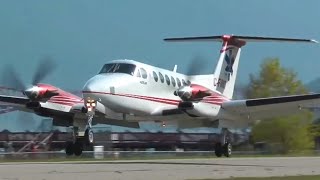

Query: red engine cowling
23;84;59;101
174;84;213;101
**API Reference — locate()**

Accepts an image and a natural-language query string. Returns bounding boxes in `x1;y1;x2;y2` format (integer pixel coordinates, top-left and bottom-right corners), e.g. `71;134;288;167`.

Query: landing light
162;122;166;127
86;99;96;112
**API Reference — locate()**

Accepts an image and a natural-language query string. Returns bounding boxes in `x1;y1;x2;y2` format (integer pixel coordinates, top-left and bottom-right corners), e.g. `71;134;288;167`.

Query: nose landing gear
65;99;96;156
85;115;94;145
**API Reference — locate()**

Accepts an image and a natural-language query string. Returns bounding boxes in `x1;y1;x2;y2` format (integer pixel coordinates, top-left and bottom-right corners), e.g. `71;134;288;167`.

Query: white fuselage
82;60;229;127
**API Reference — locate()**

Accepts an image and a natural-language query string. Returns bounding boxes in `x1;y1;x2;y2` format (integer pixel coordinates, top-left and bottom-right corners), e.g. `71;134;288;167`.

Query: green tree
246;58;314;153
246;58;307;98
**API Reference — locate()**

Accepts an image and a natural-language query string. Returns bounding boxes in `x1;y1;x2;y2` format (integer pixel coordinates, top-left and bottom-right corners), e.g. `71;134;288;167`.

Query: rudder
213;36;245;99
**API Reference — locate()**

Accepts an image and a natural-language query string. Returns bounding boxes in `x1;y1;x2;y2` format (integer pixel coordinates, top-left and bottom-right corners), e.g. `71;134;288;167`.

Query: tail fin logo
224;49;235;74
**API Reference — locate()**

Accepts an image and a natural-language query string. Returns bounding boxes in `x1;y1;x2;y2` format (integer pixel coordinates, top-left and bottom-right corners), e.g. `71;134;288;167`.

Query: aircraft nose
82;76;101;92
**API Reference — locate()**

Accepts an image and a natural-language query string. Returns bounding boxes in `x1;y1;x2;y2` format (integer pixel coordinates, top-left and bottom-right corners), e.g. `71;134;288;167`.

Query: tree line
244;58;319;154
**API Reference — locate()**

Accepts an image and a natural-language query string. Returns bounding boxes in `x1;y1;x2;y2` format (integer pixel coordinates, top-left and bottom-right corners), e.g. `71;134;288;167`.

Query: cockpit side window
99;63;136;76
140;68;148;79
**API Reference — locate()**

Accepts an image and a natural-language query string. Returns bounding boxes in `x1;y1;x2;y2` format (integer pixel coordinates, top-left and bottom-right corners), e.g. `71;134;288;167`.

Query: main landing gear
214;128;232;158
65;100;96;156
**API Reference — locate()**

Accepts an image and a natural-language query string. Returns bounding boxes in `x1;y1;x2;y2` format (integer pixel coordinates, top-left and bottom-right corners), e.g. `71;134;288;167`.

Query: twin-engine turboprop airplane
0;35;319;157
81;35;320;157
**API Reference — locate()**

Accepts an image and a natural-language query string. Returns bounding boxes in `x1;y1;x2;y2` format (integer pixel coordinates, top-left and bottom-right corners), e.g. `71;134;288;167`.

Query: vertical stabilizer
164;35;318;99
213;36;245;99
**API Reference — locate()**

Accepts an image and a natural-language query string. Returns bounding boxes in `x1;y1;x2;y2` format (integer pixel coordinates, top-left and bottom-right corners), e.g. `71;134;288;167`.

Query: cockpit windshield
99;63;136;75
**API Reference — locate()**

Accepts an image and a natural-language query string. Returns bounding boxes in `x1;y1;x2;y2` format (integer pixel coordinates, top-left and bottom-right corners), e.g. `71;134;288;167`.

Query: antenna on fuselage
173;65;177;72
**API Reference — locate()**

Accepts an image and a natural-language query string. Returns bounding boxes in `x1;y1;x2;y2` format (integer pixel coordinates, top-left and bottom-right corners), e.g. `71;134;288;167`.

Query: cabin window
182;79;187;86
171;76;176;87
153;71;158;82
99;63;136;75
159;72;164;83
165;75;170;85
176;78;181;87
140;68;148;79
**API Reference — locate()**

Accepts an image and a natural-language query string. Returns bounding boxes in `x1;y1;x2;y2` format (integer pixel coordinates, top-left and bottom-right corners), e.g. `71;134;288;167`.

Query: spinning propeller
2;57;59;101
174;56;213;101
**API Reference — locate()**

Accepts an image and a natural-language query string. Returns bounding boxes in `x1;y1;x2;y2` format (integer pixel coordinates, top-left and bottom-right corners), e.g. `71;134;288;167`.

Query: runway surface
0;157;320;180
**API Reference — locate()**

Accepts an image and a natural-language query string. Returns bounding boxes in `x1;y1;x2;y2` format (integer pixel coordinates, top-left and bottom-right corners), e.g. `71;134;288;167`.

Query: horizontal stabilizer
164;35;318;43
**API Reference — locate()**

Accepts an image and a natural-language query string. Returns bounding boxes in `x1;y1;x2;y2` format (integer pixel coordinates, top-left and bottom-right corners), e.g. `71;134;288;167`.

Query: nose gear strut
85;114;94;145
65;99;97;156
85;99;96;145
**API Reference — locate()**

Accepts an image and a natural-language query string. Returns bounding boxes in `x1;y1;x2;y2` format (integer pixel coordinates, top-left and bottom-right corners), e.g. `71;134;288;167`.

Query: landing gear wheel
214;143;223;157
85;129;94;145
73;141;83;156
65;141;74;156
88;130;94;143
223;142;232;157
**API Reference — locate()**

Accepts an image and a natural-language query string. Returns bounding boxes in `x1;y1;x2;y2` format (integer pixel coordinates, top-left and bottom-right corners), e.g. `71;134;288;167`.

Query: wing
0;94;140;128
222;93;320;120
0;95;30;112
0;95;29;106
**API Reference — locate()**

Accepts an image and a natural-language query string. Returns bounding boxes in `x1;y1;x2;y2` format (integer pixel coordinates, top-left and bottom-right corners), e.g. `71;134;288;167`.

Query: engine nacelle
178;101;194;109
24;85;59;101
174;84;213;101
185;101;220;117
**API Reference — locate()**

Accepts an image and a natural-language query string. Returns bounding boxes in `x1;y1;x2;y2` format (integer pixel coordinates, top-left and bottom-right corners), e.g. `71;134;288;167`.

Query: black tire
65;141;74;156
214;143;223;157
223;142;232;157
84;129;94;145
73;141;83;156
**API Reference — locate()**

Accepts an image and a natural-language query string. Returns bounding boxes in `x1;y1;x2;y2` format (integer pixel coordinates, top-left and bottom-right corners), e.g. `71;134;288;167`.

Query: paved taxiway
0;157;320;180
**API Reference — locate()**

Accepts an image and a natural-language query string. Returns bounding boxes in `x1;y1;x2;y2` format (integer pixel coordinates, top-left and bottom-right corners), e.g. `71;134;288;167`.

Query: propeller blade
1;64;26;91
32;57;57;85
184;55;211;85
17;111;37;131
186;55;209;76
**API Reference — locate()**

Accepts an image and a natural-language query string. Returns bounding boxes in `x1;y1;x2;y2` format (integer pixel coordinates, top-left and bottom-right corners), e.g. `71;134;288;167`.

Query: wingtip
311;39;319;43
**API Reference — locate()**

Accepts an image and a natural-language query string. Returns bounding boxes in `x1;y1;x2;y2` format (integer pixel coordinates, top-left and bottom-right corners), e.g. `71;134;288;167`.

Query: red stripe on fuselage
82;91;181;105
82;91;228;106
